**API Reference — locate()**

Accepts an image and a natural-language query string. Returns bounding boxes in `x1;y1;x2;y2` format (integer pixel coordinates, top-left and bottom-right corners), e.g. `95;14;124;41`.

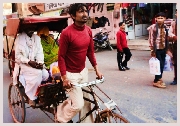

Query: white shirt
15;32;44;64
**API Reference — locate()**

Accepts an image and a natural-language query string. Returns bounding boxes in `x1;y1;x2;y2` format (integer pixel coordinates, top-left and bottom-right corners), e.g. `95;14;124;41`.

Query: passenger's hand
151;51;156;57
36;63;43;69
28;60;38;68
63;79;72;89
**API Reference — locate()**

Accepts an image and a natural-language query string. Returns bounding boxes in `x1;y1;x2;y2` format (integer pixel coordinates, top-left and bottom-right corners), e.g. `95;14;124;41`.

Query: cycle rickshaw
4;16;129;123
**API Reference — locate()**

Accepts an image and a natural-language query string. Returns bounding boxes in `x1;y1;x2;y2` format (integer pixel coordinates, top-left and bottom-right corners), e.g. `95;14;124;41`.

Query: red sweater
116;29;128;51
58;24;97;76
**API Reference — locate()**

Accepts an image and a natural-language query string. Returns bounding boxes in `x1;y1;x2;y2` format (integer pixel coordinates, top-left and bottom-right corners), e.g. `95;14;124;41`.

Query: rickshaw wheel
8;83;26;123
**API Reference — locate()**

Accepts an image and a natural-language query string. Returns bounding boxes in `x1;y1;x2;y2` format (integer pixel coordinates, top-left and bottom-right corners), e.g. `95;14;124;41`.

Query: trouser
20;64;49;100
117;51;123;69
154;49;166;82
173;43;177;81
122;48;132;67
57;68;93;123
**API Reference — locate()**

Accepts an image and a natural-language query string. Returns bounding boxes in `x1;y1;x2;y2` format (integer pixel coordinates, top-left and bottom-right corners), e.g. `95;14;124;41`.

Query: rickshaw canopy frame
5;15;70;38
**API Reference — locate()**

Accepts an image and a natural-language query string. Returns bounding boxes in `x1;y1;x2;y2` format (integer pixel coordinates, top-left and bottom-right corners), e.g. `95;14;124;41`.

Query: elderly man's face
24;25;37;37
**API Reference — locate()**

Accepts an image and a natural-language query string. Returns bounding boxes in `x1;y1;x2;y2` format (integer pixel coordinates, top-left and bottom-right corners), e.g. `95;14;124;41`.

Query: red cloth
152;17;156;24
116;30;128;51
58;24;97;76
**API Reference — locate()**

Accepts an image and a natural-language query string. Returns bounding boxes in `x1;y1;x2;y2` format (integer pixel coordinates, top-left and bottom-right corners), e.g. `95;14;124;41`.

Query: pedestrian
169;9;177;85
147;12;175;88
56;3;103;123
116;22;132;71
13;24;49;107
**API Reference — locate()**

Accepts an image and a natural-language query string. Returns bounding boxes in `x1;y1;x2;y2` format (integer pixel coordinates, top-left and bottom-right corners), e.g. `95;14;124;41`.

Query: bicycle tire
8;83;26;123
96;109;130;123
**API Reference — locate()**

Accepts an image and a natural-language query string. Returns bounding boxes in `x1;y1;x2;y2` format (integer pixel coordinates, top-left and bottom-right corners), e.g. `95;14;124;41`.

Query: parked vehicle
93;29;113;52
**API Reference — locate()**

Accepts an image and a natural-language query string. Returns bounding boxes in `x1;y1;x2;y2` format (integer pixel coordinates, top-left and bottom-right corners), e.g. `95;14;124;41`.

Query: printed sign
45;3;71;11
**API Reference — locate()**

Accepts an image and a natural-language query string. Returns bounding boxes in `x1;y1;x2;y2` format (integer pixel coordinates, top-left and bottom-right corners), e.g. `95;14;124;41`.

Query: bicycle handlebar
71;76;104;87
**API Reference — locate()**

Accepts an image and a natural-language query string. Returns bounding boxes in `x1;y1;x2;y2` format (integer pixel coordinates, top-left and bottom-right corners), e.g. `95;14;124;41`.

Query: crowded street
3;49;177;123
3;3;177;123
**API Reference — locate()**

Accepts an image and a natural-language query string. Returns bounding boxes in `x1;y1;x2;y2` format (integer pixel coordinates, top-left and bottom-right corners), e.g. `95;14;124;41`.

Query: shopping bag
164;54;173;71
149;57;161;75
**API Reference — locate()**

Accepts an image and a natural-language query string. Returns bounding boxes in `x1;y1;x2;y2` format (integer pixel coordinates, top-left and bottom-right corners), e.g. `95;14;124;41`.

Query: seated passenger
37;26;60;80
13;24;49;107
37;26;60;73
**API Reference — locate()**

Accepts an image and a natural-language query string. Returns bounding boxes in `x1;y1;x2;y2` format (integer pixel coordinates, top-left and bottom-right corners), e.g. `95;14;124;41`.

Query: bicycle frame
74;80;123;123
76;85;102;123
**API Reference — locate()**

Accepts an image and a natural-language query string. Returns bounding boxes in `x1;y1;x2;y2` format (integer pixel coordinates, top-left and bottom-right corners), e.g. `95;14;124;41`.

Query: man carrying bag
147;12;175;88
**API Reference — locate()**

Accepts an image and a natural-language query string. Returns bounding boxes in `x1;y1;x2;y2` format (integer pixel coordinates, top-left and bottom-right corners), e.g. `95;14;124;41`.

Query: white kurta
13;32;49;100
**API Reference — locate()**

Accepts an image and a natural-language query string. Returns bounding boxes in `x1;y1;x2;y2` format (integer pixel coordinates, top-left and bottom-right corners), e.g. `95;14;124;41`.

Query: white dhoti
13;32;49;100
13;64;49;100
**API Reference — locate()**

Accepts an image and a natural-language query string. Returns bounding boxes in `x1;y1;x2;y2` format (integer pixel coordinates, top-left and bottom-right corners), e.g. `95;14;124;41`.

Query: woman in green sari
37;26;59;70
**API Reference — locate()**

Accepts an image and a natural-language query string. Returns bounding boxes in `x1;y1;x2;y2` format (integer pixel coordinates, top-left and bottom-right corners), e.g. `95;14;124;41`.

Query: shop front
118;3;175;39
83;3;152;41
25;3;176;41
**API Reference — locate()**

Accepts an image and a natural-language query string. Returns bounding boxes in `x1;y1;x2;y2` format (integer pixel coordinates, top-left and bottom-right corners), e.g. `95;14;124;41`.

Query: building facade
3;3;177;40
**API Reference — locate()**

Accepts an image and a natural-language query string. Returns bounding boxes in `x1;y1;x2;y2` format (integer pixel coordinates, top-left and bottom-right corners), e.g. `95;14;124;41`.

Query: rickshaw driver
13;24;49;107
57;3;103;123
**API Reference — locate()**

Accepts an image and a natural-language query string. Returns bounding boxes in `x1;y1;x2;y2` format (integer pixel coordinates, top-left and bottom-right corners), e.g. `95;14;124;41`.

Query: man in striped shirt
147;12;175;88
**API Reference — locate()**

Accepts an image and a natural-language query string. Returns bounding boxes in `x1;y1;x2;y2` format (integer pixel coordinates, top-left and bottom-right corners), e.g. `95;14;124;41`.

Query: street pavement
3;49;177;123
87;49;177;123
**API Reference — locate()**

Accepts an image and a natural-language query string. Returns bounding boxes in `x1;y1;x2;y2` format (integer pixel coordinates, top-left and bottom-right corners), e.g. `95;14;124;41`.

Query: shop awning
27;3;45;15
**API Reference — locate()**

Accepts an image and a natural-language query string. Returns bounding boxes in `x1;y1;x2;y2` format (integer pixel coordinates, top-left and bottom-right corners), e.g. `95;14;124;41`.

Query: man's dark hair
119;22;124;27
156;12;166;18
68;3;88;17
